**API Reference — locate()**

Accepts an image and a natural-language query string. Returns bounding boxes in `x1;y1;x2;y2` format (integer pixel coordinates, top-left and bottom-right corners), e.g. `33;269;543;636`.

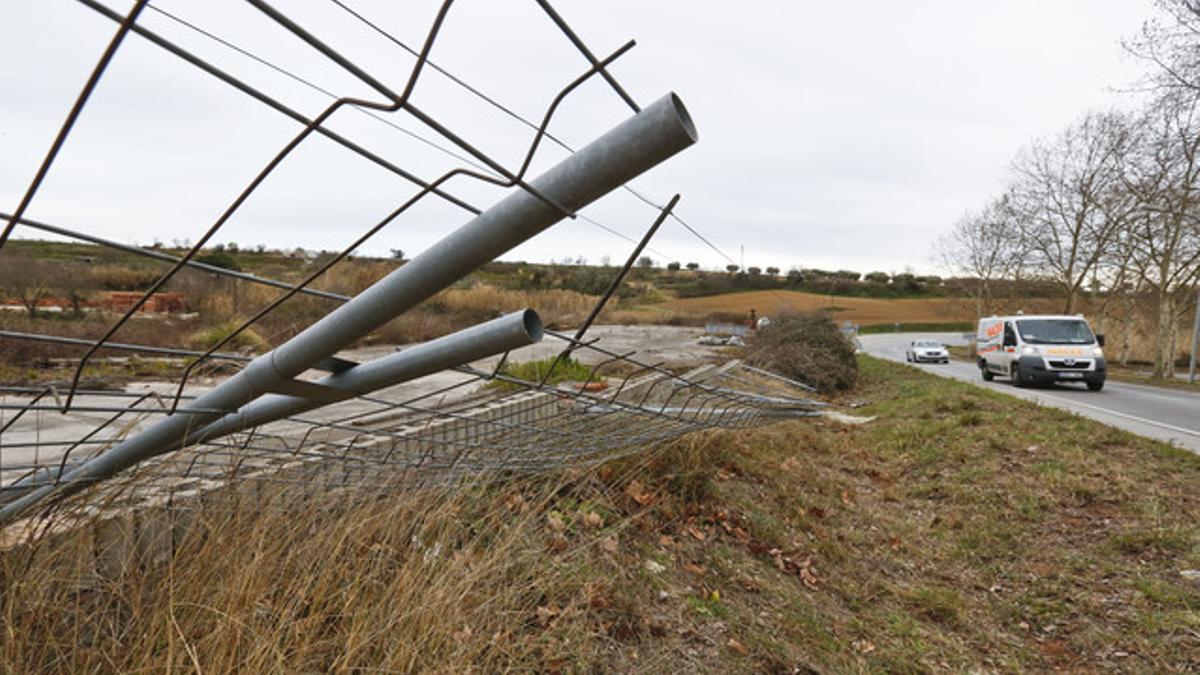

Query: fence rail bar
0;94;697;525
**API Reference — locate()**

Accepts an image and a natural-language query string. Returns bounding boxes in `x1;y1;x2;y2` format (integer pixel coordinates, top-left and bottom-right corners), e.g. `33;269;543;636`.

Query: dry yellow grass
660;290;972;325
435;283;597;323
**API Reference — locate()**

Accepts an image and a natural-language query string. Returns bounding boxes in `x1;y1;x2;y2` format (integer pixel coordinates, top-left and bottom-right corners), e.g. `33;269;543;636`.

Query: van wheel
1011;364;1026;388
980;361;994;382
1087;380;1104;392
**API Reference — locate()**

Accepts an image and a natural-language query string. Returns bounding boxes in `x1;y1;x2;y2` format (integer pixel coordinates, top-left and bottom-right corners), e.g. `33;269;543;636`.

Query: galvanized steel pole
0;311;543;502
0;94;697;525
191;310;542;441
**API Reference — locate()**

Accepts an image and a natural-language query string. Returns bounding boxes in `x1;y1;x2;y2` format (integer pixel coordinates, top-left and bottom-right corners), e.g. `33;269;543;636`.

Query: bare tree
1127;0;1200;94
0;256;56;319
1009;111;1137;313
936;194;1024;316
1124;92;1200;376
58;262;97;318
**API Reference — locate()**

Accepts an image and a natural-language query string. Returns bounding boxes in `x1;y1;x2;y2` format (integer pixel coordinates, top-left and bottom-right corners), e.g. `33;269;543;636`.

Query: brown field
659;289;973;325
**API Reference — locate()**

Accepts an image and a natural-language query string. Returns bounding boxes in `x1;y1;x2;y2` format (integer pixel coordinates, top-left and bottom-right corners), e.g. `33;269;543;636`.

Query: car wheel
1087;380;1104;392
981;362;994;381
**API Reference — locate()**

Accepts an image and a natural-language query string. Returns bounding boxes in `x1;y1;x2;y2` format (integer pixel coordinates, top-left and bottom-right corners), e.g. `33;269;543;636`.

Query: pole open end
521;308;545;343
666;92;698;144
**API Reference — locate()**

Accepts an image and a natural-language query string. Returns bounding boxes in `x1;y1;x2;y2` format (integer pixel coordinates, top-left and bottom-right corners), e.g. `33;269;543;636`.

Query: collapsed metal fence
0;1;821;534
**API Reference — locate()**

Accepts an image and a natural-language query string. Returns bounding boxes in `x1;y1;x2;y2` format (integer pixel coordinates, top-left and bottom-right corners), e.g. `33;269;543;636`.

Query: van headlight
1021;346;1037;355
1093;347;1104;357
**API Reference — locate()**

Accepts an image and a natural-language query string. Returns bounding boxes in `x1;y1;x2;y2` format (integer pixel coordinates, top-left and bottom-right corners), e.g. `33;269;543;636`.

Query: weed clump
743;311;858;393
489;355;595;391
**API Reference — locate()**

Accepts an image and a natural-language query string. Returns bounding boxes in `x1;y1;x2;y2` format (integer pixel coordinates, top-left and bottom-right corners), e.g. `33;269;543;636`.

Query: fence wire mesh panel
0;1;818;535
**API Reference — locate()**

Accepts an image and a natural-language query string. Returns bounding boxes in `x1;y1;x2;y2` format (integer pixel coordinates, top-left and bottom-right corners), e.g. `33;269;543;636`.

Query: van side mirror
1096;334;1106;347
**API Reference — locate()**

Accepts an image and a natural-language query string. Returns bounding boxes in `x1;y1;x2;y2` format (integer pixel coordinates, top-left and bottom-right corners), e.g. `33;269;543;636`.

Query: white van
976;314;1106;391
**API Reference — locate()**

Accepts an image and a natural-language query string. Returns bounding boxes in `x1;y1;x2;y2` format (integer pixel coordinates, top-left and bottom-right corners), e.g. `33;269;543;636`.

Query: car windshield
1016;319;1094;345
914;341;941;348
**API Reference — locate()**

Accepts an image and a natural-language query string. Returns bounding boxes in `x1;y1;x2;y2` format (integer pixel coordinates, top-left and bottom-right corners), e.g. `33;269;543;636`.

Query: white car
906;340;950;364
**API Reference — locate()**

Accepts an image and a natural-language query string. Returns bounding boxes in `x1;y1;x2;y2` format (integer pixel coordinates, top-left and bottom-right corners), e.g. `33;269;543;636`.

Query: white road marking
1021;390;1200;438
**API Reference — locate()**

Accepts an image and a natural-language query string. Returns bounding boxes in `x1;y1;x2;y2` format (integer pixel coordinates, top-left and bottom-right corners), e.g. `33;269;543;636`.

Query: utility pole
1189;285;1199;384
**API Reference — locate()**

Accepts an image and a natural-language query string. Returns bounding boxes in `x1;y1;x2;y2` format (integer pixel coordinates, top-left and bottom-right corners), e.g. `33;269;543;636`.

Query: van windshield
1016;319;1094;345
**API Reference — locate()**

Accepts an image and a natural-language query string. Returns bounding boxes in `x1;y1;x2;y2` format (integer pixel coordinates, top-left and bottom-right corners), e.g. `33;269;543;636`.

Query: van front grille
1047;359;1091;370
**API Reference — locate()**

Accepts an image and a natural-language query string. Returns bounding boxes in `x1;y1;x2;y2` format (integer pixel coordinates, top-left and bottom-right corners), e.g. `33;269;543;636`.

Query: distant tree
685;262;700;271
917;275;942;286
0;257;55;319
214;243;226;252
865;271;890;284
59;263;96;318
255;244;266;254
786;268;803;283
725;264;740;274
390;248;405;261
747;266;762;276
835;270;861;281
636;255;655;269
935;195;1027;316
892;272;919;292
765;266;780;276
196;251;241;271
226;242;239;253
666;261;681;271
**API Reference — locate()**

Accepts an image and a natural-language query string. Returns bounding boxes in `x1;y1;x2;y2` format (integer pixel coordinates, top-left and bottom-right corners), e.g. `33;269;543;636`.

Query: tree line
940;0;1200;377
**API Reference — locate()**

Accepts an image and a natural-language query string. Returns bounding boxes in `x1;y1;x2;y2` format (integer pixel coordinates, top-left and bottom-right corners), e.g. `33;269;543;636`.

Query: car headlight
1093;347;1104;357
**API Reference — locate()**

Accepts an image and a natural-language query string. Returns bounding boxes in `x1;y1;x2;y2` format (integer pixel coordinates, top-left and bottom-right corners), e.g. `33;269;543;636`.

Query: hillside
660;289;972;327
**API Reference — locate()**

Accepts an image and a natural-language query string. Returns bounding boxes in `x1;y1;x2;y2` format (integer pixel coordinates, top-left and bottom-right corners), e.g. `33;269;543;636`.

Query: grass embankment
3;358;1199;671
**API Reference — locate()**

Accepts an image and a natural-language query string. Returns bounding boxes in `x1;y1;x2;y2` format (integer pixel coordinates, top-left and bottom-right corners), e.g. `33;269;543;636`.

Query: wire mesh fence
0;1;819;536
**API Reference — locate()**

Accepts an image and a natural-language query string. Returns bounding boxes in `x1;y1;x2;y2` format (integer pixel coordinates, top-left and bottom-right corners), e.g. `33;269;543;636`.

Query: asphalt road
858;332;1200;454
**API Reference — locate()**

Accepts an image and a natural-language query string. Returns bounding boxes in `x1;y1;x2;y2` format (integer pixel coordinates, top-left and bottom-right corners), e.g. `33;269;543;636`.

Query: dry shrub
189;320;269;353
321;260;395;294
368;310;465;344
743;311;858;393
433;283;596;324
0;432;730;672
195;291;235;320
91;266;161;291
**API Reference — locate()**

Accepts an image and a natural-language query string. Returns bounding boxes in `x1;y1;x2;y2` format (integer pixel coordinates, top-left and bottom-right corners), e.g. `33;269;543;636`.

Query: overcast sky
0;0;1156;275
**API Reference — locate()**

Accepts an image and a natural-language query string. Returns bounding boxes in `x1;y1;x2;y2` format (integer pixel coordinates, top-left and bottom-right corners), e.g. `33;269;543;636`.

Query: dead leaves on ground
624;480;656;507
662;505;823;591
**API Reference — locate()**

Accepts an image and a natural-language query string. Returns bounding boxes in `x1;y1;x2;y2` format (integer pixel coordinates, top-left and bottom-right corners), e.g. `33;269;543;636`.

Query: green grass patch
487;355;595;391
